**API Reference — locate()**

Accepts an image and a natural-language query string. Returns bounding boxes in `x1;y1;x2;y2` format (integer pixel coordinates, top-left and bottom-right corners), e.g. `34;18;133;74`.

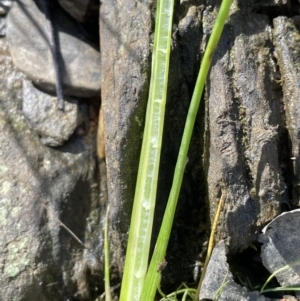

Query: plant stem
140;1;233;300
196;192;226;297
260;257;300;293
119;0;175;299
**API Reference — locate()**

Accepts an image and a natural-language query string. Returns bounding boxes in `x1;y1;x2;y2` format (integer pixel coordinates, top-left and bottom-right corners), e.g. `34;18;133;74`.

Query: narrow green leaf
119;0;175;299
260;257;300;293
140;1;233;300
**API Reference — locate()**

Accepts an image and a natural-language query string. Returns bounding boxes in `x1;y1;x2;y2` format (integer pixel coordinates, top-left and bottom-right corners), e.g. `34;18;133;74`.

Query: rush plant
105;1;234;300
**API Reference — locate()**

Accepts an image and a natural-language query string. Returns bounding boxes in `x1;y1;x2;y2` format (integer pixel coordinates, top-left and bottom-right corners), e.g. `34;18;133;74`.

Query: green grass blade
261;287;300;293
160;287;197;301
260;257;300;293
140;1;233;300
119;0;175;299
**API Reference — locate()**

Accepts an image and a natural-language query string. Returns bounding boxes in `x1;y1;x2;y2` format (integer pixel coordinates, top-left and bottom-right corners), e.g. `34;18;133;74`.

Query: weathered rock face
273;16;300;207
200;240;272;301
3;0;300;299
0;35;104;300
0;0;105;299
100;0;153;273
259;210;300;290
205;9;284;251
100;0;300;297
6;0;101;98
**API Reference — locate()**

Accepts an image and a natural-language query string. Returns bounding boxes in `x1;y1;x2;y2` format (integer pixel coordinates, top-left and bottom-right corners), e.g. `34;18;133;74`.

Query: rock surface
2;0;300;299
100;0;152;273
0;35;104;300
200;240;272;301
6;0;101;98
22;80;80;147
259;210;300;289
99;0;296;292
205;9;283;251
273;16;300;207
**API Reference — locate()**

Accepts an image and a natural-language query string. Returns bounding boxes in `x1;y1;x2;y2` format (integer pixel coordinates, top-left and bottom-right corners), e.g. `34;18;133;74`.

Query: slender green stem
260;257;300;293
160;288;197;300
140;1;233;300
119;0;175;299
261;287;300;293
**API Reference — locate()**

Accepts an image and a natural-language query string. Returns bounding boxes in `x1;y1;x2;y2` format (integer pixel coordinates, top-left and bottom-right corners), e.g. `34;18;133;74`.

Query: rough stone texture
99;0;294;291
0;37;104;300
100;0;152;273
22;80;80;147
58;0;89;22
205;10;283;251
273;16;300;207
200;240;272;301
2;0;300;298
6;0;101;98
259;210;300;288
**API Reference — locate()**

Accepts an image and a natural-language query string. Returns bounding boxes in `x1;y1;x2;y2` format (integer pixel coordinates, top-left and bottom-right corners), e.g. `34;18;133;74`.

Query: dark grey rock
205;10;283;251
200;240;271;301
100;0;152;273
273;16;300;206
0;35;104;300
6;0;101;98
259;210;300;288
22;80;79;147
99;0;288;289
